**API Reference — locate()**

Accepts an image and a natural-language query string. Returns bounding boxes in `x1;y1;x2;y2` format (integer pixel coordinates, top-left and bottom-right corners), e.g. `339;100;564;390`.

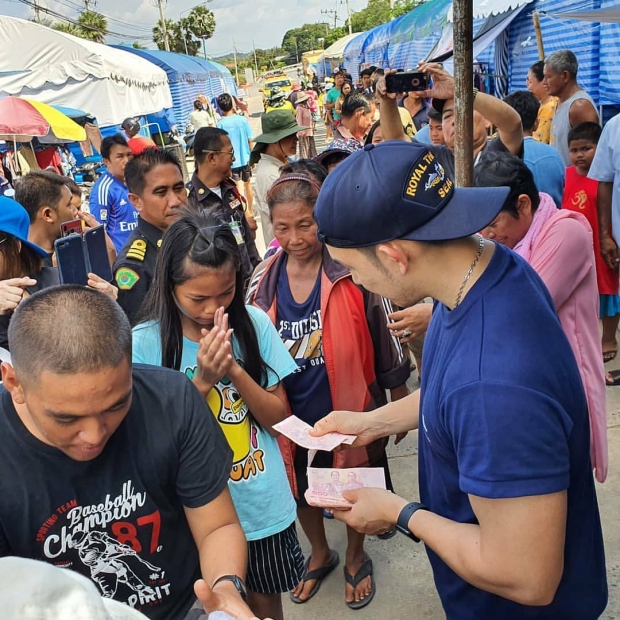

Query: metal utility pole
33;0;41;23
232;38;240;85
453;0;474;187
346;0;352;35
84;0;93;10
321;9;337;29
202;38;207;60
157;0;170;51
252;40;259;78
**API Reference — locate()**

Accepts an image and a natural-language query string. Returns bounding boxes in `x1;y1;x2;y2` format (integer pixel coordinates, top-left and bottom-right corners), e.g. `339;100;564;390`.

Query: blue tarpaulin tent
344;0;620;111
112;47;237;129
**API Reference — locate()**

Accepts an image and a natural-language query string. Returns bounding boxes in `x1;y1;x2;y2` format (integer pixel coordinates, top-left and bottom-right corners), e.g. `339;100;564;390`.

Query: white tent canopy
448;0;533;20
548;7;620;23
322;33;361;59
0;16;172;126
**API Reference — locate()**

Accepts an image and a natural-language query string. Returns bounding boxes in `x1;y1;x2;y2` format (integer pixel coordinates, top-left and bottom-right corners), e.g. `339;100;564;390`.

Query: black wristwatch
396;502;428;542
212;574;248;601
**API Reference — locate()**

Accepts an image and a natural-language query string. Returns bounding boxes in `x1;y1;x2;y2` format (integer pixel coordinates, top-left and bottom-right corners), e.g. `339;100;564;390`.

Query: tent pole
13;136;21;176
453;0;474;187
533;12;545;60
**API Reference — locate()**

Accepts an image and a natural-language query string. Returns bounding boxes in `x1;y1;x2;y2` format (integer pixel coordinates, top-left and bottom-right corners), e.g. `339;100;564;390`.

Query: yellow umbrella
0;96;86;142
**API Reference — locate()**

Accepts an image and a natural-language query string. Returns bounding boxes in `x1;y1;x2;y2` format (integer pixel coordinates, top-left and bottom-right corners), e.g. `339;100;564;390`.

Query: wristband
212;574;247;601
396;502;428;542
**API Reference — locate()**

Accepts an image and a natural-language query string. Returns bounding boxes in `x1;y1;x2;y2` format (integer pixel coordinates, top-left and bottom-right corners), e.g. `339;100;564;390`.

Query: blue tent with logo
111;47;237;130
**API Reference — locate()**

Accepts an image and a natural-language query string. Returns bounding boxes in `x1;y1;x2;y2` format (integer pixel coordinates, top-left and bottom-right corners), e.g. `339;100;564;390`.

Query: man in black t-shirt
0;286;255;620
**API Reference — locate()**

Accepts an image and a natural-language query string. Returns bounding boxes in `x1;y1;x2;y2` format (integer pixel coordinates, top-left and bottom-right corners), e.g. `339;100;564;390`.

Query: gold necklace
454;235;485;308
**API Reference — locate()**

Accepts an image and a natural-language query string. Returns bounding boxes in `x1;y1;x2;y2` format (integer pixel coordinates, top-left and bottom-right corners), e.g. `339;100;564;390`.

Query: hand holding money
310;410;384;450
273;415;356;451
304;467;386;509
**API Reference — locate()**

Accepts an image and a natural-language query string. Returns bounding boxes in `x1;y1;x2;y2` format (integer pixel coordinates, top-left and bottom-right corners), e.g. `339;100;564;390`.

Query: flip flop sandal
290;550;340;604
603;350;617;364
344;553;376;610
606;370;620;386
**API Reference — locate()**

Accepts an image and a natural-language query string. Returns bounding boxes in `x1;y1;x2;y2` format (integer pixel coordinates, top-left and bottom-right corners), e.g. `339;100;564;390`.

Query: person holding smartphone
15;170;78;267
0;196;116;350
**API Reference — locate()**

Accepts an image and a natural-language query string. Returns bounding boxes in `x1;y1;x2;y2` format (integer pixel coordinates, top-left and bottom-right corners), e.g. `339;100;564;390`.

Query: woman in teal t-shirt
132;209;303;620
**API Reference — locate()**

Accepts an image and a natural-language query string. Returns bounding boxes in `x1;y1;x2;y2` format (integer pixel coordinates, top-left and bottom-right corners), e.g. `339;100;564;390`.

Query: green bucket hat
250;110;308;165
254;109;308;145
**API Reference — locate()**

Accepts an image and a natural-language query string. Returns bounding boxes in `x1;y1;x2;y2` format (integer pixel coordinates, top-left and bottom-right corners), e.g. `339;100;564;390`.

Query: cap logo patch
403;152;454;205
405;152;435;198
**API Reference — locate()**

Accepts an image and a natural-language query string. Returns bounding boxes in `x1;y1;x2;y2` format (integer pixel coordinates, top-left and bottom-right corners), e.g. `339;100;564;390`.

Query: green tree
51;10;108;42
186;5;216;41
324;26;348;47
53;22;83;37
132;42;148;49
282;23;330;57
153;19;201;55
76;10;108;43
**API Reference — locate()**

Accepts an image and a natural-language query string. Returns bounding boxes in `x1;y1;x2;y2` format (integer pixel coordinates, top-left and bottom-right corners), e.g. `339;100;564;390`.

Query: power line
47;0;155;33
16;0;153;39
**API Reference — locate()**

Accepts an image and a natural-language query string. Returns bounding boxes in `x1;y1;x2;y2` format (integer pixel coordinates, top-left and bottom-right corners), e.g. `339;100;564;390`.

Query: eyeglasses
0;232;8;245
203;149;236;160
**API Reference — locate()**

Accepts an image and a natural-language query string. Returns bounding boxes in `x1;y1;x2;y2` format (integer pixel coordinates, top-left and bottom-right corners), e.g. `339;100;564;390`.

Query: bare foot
291;549;333;602
344;552;372;605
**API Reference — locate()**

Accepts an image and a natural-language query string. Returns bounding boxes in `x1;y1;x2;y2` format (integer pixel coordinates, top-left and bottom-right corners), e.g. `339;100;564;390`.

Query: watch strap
396;502;428;542
212;574;247;601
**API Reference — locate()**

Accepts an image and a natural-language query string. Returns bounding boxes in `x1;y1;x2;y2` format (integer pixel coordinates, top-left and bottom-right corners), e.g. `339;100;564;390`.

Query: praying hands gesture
193;307;234;397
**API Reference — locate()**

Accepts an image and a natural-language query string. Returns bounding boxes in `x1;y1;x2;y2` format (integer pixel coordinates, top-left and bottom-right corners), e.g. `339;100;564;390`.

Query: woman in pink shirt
475;152;608;483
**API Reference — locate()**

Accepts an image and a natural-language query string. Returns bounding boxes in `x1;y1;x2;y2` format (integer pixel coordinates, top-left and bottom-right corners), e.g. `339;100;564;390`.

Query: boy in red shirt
562;122;620;384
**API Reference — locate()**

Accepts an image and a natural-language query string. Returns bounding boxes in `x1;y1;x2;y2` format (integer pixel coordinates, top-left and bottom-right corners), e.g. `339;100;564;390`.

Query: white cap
0;557;149;619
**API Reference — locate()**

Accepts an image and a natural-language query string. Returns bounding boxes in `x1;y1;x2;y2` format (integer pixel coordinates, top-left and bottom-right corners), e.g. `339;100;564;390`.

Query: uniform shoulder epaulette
126;238;147;261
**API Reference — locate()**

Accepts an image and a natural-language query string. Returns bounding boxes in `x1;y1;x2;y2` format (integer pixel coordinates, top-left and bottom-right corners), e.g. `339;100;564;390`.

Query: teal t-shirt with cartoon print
132;305;298;541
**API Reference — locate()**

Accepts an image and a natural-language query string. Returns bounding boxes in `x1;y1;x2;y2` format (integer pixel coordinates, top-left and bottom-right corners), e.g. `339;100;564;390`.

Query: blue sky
0;0;367;55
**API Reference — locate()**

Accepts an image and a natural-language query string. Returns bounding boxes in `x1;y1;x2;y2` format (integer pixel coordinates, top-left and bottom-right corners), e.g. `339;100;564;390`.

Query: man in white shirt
589;113;620;272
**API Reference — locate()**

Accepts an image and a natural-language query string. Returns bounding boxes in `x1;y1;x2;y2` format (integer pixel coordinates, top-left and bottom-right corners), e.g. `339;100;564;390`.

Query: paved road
242;84;620;619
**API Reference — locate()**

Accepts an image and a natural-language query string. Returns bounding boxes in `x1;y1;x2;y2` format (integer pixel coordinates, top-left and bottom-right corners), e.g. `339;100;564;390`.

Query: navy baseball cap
315;141;510;247
0;196;48;257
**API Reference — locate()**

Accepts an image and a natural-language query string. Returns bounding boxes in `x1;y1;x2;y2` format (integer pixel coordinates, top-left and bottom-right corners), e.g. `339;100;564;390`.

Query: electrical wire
42;0;155;33
16;0;153;39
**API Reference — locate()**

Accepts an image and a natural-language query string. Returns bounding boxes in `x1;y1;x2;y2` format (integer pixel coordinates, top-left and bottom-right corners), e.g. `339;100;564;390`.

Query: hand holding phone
55;225;113;286
385;72;429;94
84;226;113;282
55;235;89;285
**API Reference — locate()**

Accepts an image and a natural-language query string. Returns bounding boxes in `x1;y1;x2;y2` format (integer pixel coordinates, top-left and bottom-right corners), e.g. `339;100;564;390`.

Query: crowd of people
0;47;616;620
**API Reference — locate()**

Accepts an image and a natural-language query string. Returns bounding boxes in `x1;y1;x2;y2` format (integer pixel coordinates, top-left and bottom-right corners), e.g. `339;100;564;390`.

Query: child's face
569;139;597;174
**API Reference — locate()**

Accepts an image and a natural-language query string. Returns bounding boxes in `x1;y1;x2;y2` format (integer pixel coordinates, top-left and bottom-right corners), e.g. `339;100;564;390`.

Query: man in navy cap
311;141;607;620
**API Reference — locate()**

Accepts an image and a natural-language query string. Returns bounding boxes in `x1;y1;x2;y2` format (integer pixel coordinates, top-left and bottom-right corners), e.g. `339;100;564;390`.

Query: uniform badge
115;268;140;290
126;239;147;261
100;209;108;221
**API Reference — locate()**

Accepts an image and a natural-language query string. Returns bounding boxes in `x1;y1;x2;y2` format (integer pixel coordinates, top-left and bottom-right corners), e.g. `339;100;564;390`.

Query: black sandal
344;553;375;610
606;370;620;386
290;550;340;604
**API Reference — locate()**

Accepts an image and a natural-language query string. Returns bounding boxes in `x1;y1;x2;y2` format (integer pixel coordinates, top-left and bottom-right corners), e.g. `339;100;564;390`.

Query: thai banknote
273;415;356;451
305;467;386;508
